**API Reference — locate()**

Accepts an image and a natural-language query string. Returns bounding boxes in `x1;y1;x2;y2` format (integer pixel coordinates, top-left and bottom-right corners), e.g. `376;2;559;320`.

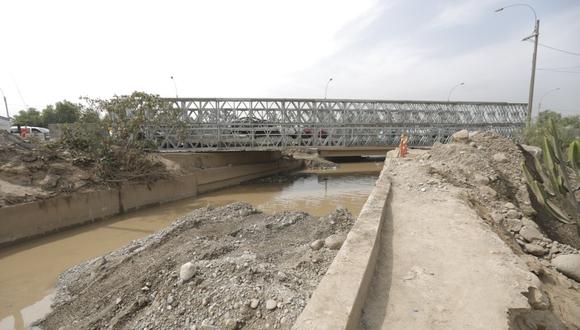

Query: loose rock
519;226;543;243
324;234;347;250
524;244;547;256
551;254;580;282
265;299;277;310
180;262;196;281
309;239;324;251
451;129;469;143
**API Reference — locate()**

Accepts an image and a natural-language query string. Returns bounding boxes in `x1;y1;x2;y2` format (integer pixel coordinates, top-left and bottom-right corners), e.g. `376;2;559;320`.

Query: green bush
524;110;580;147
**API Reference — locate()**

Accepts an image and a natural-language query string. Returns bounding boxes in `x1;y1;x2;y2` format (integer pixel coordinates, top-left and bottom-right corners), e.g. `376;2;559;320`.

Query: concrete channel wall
0;152;302;246
293;162;391;330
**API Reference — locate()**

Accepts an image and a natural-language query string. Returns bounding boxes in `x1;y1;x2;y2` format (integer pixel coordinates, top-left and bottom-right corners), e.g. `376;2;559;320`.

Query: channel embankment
293;160;391;329
0;151;302;246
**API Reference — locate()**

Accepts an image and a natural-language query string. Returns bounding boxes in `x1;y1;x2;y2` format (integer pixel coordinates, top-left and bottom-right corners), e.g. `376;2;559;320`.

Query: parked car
10;126;50;140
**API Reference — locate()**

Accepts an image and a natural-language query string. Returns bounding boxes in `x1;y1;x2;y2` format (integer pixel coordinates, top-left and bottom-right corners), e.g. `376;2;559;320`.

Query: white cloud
428;0;504;29
0;0;578;116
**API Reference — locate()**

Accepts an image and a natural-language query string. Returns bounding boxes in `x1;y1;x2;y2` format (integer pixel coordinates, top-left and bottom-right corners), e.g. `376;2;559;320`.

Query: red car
301;127;328;139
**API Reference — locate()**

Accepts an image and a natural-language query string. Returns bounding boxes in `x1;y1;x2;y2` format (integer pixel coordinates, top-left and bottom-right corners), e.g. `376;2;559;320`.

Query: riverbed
0;162;381;329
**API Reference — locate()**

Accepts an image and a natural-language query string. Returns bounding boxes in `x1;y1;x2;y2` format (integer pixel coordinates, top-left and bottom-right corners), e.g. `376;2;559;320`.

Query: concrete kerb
293;163;392;330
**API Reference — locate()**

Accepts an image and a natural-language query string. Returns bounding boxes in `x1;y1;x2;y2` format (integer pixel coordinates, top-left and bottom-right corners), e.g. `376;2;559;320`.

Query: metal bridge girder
145;97;526;151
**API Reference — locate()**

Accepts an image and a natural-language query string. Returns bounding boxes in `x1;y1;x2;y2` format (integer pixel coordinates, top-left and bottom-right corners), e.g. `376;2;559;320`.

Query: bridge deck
141;98;526;151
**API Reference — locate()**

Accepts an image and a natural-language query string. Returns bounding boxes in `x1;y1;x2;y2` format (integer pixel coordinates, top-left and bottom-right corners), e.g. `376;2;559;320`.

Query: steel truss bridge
146;98;527;151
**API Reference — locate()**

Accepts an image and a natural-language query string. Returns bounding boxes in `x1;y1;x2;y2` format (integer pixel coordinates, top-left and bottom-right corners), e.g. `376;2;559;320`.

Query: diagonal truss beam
145;97;527;151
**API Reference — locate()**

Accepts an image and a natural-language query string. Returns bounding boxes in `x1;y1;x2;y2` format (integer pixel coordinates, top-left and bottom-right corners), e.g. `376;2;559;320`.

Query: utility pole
0;88;9;118
495;4;539;128
170;76;179;98
324;78;333;99
538;87;560;113
526;19;540;128
447;82;465;102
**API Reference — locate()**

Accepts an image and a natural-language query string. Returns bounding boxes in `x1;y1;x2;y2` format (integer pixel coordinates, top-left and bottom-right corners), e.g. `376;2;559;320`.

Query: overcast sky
0;0;579;116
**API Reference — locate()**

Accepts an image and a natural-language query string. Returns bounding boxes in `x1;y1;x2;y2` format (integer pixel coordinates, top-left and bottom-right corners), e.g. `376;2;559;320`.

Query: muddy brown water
0;162;381;330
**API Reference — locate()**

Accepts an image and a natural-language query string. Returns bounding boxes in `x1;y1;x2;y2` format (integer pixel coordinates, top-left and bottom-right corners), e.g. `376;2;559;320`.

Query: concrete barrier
0;157;302;246
293;162;391;330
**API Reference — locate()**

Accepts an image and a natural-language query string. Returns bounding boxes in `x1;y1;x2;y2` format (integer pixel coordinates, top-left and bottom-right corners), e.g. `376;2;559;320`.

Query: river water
0;161;382;329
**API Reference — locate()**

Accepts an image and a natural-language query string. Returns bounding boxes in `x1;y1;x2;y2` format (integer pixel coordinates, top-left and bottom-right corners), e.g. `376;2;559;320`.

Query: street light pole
495;3;539;127
447;82;465;102
170;76;179;98
0;88;9;118
324;78;333;99
538;87;560;113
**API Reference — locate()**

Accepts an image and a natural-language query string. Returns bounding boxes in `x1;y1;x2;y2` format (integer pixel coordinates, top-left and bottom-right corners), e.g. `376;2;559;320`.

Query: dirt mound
427;131;579;249
0;131;169;207
0;131;83;206
37;202;354;329
419;131;580;328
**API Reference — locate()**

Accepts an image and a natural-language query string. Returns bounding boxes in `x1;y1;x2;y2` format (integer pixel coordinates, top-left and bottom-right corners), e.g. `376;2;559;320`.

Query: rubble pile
423;130;580;281
38;203;354;329
0;131;170;207
0;131;84;206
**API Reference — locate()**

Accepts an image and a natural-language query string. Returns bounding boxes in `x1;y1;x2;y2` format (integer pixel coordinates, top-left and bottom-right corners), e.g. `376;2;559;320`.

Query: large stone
551;254;580;282
524;243;547;256
527;287;550;310
505;209;521;220
265;299;277;310
522;217;539;230
519;225;543;243
451;129;469;143
40;174;59;189
504;218;523;233
309;239;324;251
324;234;346;250
179;262;196;281
504;202;516;209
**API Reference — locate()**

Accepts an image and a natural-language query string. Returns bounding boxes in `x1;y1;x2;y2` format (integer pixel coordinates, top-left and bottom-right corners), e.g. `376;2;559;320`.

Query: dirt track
360;134;580;329
361;158;545;329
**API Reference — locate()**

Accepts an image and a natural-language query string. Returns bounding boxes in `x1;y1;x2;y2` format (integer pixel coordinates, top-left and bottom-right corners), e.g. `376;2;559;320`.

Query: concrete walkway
360;160;536;329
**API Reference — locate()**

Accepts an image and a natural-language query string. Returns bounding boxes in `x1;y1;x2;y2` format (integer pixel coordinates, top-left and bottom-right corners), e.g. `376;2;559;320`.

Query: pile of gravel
37;202;354;329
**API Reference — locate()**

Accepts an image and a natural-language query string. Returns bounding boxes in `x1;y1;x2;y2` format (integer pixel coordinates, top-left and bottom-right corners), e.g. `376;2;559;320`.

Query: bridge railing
145;98;526;151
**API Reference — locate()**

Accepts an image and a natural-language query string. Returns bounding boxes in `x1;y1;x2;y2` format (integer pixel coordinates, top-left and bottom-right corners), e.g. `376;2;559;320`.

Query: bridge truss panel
146;98;527;151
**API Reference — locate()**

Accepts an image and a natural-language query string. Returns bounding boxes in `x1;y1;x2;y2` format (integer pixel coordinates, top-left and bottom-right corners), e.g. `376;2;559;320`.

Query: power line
526;40;580;57
537;68;580;74
538;65;580;70
538;43;580;56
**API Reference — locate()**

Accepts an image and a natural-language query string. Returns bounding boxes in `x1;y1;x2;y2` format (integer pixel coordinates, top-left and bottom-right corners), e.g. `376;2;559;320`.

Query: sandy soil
361;132;580;329
36;202;354;329
361;158;548;329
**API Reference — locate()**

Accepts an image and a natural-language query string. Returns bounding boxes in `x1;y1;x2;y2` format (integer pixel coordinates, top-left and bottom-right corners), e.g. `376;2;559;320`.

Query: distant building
0;116;10;131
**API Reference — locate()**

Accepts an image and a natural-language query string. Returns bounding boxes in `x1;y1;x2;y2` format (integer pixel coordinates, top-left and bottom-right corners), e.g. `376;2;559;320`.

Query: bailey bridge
146;98;527;156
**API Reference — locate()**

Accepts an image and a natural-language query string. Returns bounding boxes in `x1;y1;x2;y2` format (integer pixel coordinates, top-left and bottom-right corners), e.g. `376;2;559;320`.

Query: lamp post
495;3;539;128
0;88;9;118
324;78;333;99
447;82;465;102
170;76;179;98
538;87;560;113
